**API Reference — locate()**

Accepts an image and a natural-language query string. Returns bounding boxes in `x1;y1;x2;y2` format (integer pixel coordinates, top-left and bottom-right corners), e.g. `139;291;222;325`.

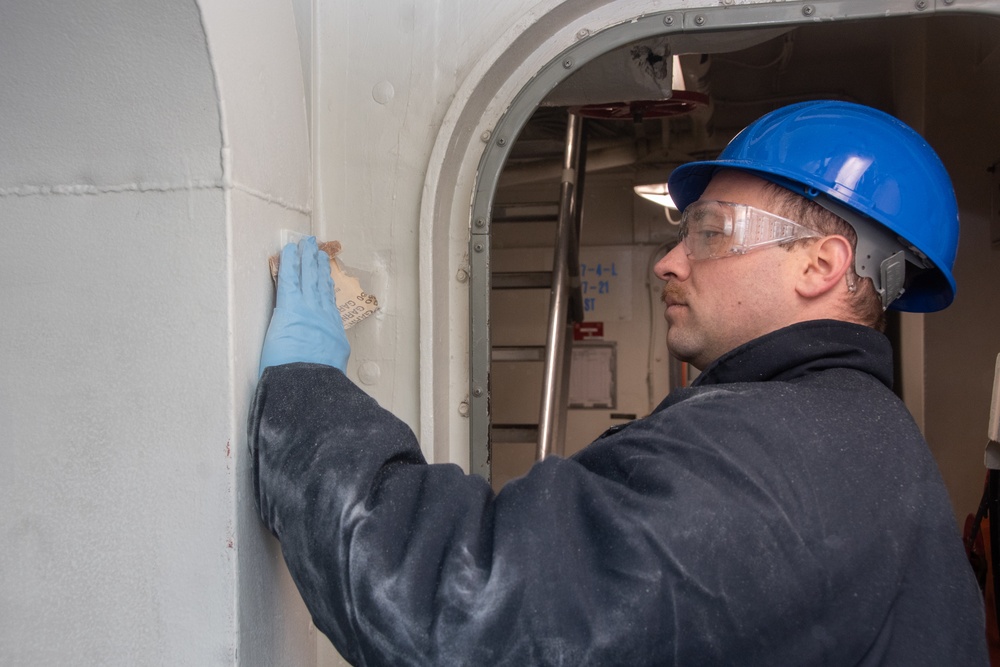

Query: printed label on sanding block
330;259;378;329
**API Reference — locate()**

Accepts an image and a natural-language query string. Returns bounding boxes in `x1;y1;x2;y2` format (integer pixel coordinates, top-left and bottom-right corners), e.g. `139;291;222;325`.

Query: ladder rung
491;424;540;443
493;271;553;289
492;346;545;362
492;203;560;223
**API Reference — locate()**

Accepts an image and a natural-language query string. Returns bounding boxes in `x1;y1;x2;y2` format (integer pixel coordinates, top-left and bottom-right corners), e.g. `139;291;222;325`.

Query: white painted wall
0;0;315;664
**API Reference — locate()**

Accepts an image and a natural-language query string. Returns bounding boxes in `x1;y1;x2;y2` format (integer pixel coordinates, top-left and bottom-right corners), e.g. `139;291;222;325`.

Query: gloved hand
259;236;350;376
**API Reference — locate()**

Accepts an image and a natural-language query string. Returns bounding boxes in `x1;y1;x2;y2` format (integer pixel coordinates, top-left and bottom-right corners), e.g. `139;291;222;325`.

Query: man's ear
795;235;854;299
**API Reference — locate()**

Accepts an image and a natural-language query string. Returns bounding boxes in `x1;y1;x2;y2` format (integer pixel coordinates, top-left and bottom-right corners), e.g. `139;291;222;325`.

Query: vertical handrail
566;118;587;327
537;112;585;460
554;119;587;457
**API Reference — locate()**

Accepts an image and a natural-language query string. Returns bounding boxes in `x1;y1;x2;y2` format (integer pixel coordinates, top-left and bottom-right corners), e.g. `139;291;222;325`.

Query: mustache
661;282;686;306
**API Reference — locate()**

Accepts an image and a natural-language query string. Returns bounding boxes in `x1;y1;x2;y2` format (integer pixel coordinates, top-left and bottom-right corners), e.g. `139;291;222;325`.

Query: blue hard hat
667;100;959;312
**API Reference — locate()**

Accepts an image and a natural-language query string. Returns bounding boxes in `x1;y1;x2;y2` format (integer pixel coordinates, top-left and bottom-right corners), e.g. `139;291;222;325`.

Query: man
249;101;987;665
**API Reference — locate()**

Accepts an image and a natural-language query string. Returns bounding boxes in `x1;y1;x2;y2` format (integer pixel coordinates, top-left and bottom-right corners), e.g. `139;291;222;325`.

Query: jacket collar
690;319;894;389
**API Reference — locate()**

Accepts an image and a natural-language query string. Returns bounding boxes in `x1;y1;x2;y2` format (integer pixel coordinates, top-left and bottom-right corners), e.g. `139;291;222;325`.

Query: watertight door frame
415;0;1000;480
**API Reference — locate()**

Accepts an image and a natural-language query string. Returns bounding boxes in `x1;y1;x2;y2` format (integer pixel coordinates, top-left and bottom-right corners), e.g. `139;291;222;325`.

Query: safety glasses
678;200;821;260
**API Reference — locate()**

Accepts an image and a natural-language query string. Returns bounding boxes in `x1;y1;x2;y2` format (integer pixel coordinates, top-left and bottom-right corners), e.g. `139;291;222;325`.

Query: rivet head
358;361;381;386
474;242;485;253
475;217;486;228
576;29;590;40
472;387;484;398
371;80;394;105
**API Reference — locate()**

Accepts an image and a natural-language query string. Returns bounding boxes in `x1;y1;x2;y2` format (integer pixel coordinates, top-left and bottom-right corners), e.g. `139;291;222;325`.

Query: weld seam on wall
0;180;225;198
0;180;312;213
231;182;311;214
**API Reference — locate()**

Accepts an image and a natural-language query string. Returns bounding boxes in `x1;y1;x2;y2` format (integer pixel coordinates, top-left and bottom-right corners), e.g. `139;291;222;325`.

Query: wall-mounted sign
579;248;633;321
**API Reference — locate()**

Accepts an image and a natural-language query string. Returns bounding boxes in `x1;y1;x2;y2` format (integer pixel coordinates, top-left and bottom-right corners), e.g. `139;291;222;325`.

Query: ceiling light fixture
634;183;683;225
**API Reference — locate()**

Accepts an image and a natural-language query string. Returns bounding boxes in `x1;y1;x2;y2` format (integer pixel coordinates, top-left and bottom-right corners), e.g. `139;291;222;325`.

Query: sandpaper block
269;233;378;330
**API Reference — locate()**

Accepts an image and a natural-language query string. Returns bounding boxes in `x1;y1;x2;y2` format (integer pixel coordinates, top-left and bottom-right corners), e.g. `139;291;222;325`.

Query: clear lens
678;200;820;260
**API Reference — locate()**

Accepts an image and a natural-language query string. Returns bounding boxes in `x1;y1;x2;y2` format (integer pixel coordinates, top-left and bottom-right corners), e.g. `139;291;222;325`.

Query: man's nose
654;242;690;282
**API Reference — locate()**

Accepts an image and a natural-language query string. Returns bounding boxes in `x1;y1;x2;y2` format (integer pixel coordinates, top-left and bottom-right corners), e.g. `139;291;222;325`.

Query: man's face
654;171;803;370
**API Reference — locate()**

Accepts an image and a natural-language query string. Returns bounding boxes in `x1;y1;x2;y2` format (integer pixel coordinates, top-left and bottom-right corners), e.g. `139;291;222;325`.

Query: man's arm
249;362;497;663
249;361;708;666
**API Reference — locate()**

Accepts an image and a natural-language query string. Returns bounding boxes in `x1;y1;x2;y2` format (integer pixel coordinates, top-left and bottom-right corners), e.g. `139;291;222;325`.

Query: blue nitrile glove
258;236;350;376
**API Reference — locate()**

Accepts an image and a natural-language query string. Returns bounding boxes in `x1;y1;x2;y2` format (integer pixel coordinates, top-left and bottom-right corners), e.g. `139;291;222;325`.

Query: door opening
465;6;1000;496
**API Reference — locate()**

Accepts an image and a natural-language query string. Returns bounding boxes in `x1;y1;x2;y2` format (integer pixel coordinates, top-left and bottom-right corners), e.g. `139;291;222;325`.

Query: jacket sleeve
248;363;708;666
249;362;485;664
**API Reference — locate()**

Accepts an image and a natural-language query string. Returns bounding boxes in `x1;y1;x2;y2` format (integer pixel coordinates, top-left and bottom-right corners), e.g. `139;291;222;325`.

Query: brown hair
760;182;886;332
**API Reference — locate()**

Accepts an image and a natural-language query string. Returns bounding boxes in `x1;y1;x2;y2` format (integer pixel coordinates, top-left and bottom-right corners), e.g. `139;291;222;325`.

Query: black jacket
249;320;987;666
